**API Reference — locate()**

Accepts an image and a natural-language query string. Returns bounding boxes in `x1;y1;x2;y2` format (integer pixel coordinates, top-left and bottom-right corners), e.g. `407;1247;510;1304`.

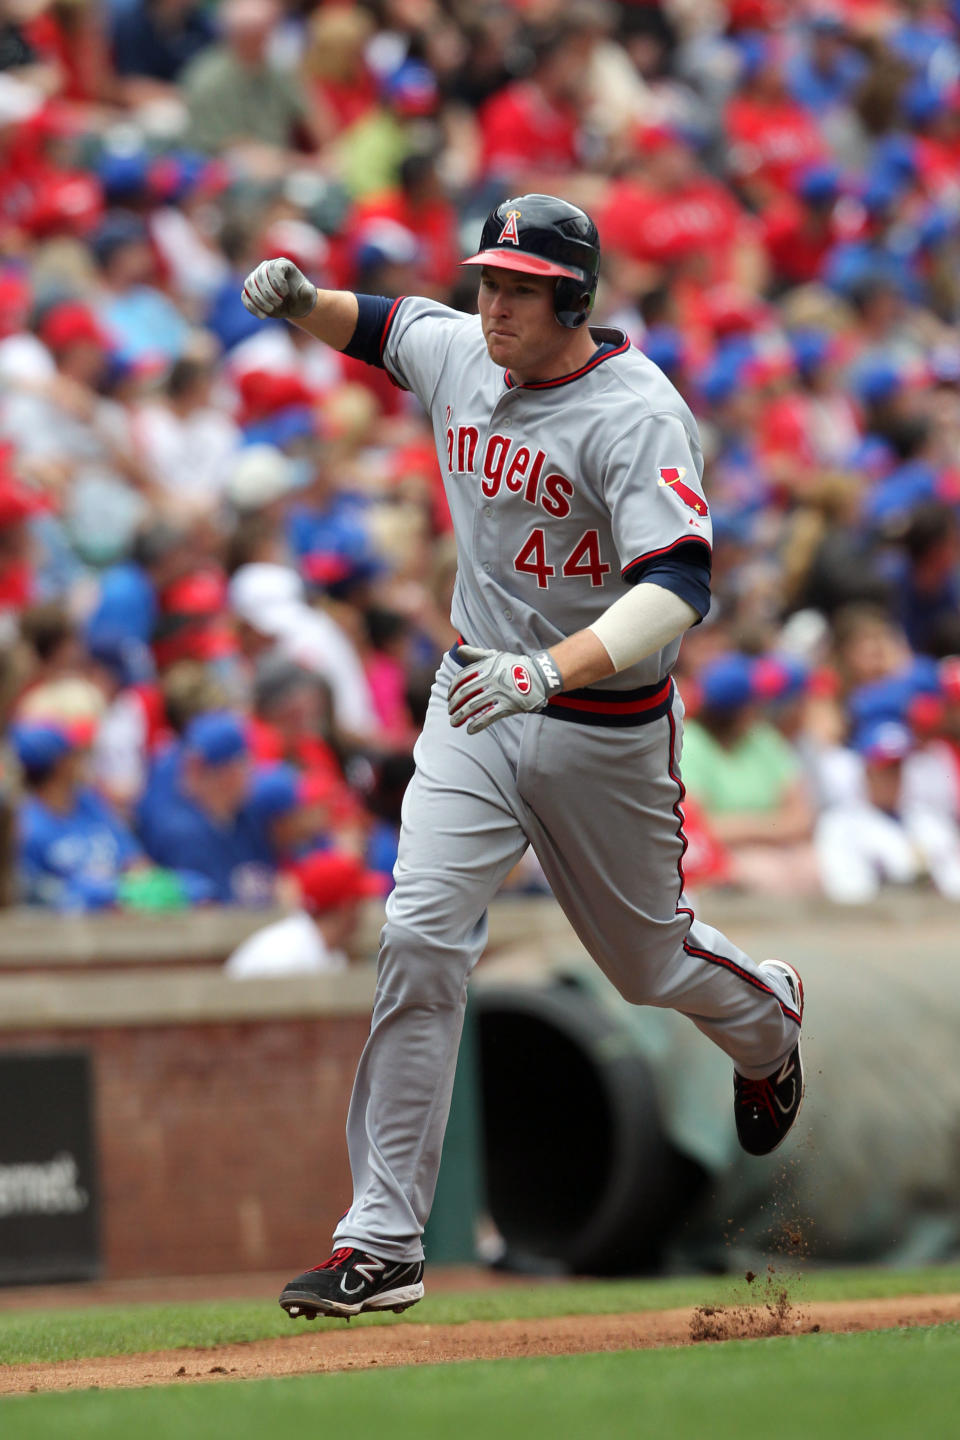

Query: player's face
477;267;563;374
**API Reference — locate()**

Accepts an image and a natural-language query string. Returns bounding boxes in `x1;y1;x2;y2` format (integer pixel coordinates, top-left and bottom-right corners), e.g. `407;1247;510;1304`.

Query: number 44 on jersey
514;528;610;589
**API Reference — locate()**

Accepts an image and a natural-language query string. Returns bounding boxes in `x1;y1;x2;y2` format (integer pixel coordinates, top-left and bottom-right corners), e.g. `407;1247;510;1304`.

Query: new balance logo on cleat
341;1255;387;1293
773;1058;797;1114
734;960;805;1157
280;1248;425;1320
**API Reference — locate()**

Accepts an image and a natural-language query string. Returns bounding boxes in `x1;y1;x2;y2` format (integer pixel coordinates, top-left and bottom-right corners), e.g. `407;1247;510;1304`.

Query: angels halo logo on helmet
461;193;601;329
497;209;522;246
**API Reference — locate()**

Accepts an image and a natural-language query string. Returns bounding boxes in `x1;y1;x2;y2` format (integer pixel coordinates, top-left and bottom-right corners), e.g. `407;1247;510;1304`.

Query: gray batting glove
448;645;564;734
241;257;318;320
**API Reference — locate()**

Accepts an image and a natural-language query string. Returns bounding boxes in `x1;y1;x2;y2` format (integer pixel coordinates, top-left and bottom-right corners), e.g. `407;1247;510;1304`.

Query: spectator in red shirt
349;150;458;296
152;568;237;674
22;0;113;105
906;81;960;201
0;466;48;615
247;653;365;843
478;21;594;187
761;164;847;290
725;35;827;205
302;3;377;138
0;102;102;245
249;656;347;785
601;126;756;292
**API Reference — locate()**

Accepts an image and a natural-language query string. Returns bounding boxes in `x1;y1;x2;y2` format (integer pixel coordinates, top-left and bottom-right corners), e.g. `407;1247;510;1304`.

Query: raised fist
241;257;318;320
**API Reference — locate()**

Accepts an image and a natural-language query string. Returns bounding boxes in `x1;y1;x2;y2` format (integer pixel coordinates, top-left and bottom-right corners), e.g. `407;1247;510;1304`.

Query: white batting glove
241;257;318;320
448;645;564;734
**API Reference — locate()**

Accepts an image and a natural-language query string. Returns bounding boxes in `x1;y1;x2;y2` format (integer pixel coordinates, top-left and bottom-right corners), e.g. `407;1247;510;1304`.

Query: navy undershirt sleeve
627;541;712;619
341;294;394;367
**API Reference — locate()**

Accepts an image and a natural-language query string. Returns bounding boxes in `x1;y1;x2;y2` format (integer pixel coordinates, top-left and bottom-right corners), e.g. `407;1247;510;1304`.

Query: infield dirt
3;1293;960;1395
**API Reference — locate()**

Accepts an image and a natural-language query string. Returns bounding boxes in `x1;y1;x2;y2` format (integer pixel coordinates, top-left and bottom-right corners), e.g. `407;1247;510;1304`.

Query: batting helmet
461;194;600;329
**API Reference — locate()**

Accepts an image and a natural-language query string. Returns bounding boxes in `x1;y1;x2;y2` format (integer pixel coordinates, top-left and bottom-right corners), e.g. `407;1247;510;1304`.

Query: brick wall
2;1016;370;1278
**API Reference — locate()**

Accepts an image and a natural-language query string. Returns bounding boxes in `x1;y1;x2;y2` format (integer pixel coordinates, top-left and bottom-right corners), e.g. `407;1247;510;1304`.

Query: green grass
3;1326;960;1440
1;1263;960;1367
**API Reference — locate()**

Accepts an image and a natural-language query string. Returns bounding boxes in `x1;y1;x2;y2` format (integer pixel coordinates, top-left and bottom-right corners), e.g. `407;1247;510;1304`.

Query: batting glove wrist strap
530;650;564;698
448;645;564;734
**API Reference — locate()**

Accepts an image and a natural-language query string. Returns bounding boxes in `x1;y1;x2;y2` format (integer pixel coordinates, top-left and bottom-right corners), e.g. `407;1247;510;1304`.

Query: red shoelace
310;1247;355;1273
737;1077;778;1122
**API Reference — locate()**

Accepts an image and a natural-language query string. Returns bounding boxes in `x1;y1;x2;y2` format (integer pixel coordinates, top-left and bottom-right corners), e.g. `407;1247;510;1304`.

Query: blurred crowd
2;0;960;918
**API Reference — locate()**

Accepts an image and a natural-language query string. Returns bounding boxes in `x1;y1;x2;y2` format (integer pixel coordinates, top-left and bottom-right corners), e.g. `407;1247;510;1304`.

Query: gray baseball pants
333;654;800;1262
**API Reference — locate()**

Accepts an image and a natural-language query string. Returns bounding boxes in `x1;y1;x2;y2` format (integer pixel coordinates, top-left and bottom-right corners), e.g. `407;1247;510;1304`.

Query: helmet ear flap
554;277;594;329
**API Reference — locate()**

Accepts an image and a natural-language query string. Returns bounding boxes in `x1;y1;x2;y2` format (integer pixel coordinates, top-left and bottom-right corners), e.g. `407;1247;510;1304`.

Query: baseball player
241;194;805;1321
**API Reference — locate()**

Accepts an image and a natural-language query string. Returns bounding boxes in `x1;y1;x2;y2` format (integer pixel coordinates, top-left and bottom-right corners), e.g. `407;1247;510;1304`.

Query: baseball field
1;1263;959;1438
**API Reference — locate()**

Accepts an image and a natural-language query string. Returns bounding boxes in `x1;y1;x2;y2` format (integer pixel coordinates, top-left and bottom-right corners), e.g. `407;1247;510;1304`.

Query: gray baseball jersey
330;302;800;1266
380;298;711;691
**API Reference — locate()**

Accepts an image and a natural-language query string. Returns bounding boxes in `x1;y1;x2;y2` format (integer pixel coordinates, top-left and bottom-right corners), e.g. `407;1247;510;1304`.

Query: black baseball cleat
279;1247;425;1320
734;960;805;1157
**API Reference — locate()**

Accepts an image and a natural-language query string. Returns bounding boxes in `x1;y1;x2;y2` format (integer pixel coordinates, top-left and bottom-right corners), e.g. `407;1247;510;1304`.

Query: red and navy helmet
461;193;600;329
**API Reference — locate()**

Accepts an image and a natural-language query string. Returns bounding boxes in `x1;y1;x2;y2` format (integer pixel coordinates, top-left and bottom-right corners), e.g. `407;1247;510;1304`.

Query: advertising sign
0;1052;100;1284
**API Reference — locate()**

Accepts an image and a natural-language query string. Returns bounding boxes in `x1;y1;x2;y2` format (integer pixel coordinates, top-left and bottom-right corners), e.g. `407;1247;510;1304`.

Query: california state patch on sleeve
658;467;709;517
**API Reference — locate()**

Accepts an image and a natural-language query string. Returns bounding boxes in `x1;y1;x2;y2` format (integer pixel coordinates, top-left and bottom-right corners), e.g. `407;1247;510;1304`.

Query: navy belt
448;642;674;728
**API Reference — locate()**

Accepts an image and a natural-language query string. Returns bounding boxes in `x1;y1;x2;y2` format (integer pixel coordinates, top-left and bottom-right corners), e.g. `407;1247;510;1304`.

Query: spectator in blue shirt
112;0;214;87
887;503;960;657
138;711;276;904
787;16;866;113
13;722;144;911
87;522;193;645
245;763;337;862
92;211;192;367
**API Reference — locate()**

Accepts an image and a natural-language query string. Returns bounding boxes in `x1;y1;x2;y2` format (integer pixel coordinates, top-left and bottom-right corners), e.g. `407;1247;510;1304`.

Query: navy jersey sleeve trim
341;294;396;367
637;559;711;618
621;539;712;618
621;534;712;580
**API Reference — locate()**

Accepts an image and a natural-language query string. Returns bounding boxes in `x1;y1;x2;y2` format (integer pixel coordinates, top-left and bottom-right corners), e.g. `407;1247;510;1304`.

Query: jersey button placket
474;441;498;599
477;388;518;612
491;391;522;627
